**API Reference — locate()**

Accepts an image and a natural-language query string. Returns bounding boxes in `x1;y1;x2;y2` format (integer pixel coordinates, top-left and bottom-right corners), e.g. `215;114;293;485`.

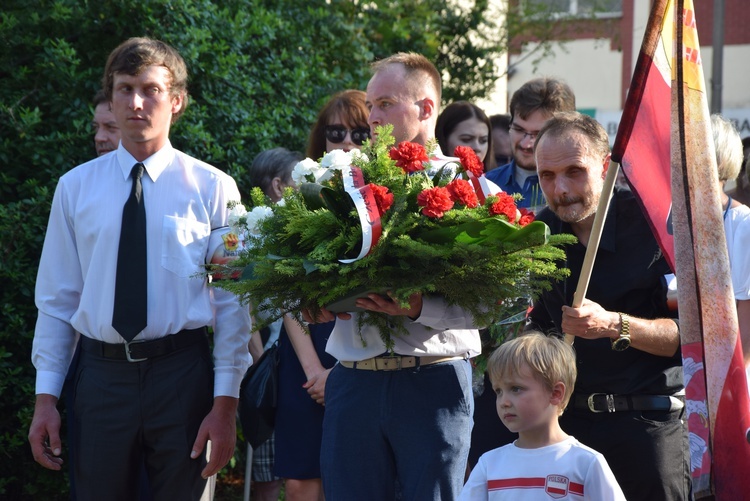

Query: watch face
612;336;631;351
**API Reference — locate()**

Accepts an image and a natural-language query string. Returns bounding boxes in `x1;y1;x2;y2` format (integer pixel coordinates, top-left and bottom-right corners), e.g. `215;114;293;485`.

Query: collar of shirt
116;140;176;183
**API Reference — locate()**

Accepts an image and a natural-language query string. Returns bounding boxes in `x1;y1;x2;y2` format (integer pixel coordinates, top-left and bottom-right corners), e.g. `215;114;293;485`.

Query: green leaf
320;186;355;220
300;183;326;210
416;217;547;246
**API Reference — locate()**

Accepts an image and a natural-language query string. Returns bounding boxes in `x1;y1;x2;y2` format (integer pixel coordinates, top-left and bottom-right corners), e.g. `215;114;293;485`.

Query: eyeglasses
509;124;540;141
325;125;371;146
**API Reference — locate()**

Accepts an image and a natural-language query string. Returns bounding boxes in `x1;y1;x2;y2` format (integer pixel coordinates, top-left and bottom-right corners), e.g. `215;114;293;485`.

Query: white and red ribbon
339;166;382;263
466;170;502;204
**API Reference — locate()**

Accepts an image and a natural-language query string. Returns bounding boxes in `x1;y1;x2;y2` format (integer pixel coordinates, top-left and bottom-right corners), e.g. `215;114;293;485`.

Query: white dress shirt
33;141;251;398
325;296;481;361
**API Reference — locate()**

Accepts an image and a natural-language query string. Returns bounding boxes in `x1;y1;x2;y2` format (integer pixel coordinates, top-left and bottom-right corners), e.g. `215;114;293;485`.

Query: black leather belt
571;392;685;413
80;328;207;362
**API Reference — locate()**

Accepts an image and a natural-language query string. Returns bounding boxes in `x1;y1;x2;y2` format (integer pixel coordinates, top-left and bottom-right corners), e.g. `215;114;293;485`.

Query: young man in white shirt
28;37;250;500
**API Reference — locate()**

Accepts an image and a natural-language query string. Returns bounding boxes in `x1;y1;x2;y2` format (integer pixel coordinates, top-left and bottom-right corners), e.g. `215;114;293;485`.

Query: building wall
497;0;750;136
506;38;623;111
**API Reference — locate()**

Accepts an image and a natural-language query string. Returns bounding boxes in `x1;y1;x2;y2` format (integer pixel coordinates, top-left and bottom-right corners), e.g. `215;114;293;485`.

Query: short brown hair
306;89;369;159
371;52;442;106
510;77;576;123
102;37;189;121
535;111;610;161
488;332;577;414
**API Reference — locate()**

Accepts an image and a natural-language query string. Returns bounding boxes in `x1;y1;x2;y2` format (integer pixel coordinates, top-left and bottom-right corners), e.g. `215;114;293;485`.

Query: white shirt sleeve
458;455;490;501
206;172;252;397
32;177;82;397
583;453;627;501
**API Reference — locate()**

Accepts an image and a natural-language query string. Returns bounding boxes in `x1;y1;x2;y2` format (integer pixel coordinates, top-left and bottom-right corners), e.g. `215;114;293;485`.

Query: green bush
0;0;522;497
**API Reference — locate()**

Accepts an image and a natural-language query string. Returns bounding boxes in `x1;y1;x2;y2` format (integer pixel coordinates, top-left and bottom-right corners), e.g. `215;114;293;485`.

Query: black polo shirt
528;186;683;395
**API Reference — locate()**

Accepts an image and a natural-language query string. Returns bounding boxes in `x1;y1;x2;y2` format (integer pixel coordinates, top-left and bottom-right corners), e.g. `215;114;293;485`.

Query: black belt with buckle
80;327;207;362
572;392;685;413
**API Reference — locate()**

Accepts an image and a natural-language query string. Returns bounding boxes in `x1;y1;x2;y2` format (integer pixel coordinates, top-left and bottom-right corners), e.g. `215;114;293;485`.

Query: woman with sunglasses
436;101;496;173
274;89;370;501
306;89;370;158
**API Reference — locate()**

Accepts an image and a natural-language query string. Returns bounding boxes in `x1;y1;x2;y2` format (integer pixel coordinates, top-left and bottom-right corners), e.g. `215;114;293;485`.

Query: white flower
292;158;328;185
320;149;354;170
245;206;274;235
351;150;369;164
227;203;248;232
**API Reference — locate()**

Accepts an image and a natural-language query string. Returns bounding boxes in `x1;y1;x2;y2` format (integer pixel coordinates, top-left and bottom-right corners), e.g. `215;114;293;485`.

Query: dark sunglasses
325;125;371;146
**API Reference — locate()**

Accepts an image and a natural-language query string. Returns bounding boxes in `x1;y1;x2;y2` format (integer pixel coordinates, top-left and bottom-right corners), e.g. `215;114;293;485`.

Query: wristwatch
611;312;631;351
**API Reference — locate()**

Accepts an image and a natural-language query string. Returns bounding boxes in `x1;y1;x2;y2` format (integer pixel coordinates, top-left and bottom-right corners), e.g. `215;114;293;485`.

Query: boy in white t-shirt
460;333;625;500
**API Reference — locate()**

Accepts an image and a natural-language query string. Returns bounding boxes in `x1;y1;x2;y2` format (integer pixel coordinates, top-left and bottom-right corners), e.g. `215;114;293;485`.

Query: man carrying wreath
304;52;481;501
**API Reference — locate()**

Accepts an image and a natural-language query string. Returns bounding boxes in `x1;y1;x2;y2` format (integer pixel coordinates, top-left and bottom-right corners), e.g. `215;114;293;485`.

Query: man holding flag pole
607;0;750;498
615;0;750;500
527;111;691;500
527;0;750;498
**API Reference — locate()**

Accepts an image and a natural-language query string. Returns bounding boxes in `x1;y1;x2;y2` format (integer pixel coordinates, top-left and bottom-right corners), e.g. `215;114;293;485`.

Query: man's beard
550;193;599;224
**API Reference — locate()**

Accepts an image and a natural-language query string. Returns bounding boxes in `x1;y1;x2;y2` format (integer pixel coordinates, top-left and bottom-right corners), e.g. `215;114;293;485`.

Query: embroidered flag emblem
545;475;569;498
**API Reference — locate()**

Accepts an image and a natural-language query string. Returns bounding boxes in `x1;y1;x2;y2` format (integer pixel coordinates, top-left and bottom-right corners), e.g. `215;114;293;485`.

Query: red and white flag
613;0;750;498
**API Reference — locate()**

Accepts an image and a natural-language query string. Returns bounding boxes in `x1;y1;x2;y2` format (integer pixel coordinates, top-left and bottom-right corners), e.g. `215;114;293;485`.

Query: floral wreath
213;125;572;349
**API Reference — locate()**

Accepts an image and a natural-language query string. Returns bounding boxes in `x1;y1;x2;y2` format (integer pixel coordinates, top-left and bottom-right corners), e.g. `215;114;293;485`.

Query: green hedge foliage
0;0;515;497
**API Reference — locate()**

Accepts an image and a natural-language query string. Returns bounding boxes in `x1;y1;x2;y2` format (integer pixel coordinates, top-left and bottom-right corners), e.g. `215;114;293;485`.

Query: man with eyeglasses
485;77;576;210
466;78;577;474
308;52;481;501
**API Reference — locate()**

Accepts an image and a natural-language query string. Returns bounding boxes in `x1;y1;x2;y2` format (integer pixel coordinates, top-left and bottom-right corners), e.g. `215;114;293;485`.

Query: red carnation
369;183;394;216
489;192;518;222
389;142;429;173
518;208;535;227
453;145;484;177
417;186;454;218
446;179;479;208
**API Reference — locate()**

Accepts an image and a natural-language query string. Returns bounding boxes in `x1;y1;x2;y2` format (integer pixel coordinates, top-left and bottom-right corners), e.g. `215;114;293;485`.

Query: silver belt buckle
124;340;148;362
587;393;615;413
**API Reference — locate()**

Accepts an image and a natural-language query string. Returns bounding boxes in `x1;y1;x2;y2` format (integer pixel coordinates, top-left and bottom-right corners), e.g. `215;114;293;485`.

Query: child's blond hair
488;332;577;414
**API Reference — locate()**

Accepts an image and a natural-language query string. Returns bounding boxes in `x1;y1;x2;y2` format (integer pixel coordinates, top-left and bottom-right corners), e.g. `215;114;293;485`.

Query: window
526;0;622;18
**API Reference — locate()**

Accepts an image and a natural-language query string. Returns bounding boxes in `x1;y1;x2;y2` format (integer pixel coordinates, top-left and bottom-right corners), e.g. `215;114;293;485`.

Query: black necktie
112;163;147;341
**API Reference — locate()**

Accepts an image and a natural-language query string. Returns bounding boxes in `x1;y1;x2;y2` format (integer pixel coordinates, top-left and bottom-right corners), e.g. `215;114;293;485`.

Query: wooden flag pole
564;159;621;344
